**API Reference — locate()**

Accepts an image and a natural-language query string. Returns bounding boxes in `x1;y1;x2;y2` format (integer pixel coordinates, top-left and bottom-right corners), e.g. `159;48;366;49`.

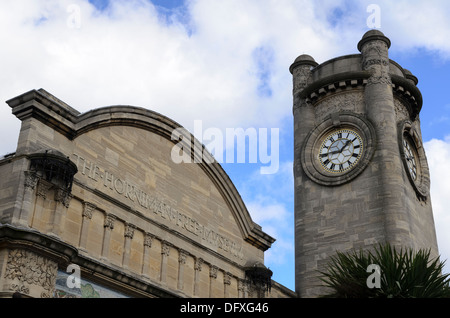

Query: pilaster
358;30;411;248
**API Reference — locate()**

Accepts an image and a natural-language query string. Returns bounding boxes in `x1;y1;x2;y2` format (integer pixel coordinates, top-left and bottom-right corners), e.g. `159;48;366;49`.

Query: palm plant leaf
319;244;450;298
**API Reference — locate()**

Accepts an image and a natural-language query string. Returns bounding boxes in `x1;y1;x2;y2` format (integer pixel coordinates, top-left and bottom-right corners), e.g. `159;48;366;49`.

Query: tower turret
291;31;439;297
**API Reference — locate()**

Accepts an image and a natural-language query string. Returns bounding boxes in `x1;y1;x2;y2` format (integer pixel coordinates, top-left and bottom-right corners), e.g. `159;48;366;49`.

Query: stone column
160;241;171;284
122;223;136;269
223;272;232;298
17;171;39;227
101;214;116;260
50;187;72;237
209;265;218;297
141;233;153;279
290;55;318;296
30;179;52;229
238;279;246;298
79;202;96;251
177;249;188;291
358;30;410;247
193;257;203;296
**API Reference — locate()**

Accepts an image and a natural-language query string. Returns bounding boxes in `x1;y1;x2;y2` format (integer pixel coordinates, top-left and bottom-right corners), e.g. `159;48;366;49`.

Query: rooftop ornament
28;149;78;191
245;262;273;297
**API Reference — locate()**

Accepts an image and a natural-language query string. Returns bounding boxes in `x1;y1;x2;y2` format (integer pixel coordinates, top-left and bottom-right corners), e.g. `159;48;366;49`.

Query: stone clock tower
290;30;439;297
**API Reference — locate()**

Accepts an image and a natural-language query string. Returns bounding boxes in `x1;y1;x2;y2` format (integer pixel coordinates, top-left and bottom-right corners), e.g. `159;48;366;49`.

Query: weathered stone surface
0;88;294;298
291;30;439;298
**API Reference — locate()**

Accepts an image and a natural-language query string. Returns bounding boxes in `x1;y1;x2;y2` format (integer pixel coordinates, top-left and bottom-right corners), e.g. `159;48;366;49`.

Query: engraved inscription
72;153;244;260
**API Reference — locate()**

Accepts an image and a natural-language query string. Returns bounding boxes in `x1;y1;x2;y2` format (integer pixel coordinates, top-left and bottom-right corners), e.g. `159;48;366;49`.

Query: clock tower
291;30;439;297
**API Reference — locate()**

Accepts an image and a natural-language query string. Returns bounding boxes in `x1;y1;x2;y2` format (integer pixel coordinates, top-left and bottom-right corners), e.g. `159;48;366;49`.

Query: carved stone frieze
314;91;364;121
360;40;391;86
293;66;313;93
394;98;410;122
4;249;58;298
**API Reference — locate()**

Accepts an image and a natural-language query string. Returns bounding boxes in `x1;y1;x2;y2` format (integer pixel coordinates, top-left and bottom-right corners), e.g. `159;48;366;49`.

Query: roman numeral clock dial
403;138;417;181
397;121;429;200
319;129;363;173
301;113;375;186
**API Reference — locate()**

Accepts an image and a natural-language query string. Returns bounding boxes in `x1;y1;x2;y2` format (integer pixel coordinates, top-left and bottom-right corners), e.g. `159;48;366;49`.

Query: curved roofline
6;89;275;251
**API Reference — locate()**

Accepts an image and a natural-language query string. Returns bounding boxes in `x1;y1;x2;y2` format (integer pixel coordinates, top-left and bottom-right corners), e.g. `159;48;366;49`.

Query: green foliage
319;244;450;298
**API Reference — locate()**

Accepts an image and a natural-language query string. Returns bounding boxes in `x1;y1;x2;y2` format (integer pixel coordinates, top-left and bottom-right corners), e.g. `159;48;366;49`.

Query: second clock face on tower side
402;138;418;181
318;128;363;173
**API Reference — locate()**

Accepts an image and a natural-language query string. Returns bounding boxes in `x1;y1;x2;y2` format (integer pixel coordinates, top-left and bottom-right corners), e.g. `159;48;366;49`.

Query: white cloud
425;137;450;274
240;161;294;268
246;200;293;265
0;0;369;153
1;1;450;151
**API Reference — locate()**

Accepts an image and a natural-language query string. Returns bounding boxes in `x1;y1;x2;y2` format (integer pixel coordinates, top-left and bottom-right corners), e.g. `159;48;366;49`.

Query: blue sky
0;0;449;293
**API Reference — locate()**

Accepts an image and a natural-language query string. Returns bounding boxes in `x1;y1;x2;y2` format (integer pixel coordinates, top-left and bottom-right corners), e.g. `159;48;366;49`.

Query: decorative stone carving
314;92;365;121
209;265;218;279
293;67;314;94
79;201;95;250
36;179;52;199
245;262;272;297
238;279;247;298
224;272;232;285
54;187;73;208
124;223;136;239
144;233;153;248
161;241;171;257
28;150;78;191
4;249;58;298
178;249;188;264
104;214;116;229
194;257;204;272
360;40;391;86
82;202;96;219
24;171;39;190
394;98;411;122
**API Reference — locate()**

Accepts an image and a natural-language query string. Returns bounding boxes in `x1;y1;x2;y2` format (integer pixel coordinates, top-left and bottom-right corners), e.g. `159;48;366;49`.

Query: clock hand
327;140;352;155
340;140;351;153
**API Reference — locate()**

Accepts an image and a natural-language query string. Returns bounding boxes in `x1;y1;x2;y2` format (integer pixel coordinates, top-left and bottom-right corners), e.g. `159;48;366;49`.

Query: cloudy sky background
0;0;449;291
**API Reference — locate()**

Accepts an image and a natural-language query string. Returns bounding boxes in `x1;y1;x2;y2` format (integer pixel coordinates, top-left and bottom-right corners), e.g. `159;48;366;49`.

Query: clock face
403;138;417;181
319;128;363;173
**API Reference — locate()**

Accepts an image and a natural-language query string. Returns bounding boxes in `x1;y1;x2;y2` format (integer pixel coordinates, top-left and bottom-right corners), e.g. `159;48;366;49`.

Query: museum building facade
0;30;440;299
0;88;294;298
